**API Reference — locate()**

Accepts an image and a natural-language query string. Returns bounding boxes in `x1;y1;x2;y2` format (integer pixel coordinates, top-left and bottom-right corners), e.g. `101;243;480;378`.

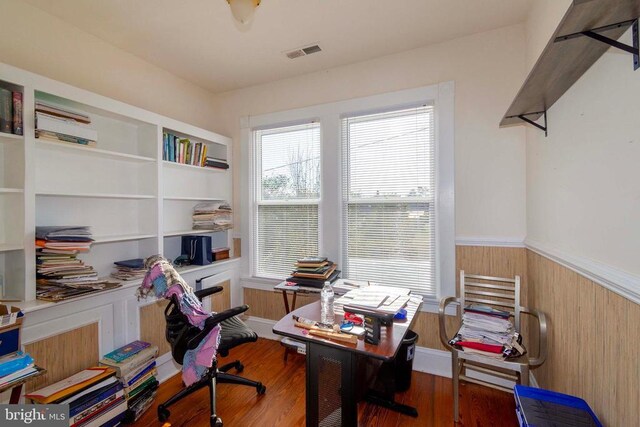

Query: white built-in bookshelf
0;62;233;301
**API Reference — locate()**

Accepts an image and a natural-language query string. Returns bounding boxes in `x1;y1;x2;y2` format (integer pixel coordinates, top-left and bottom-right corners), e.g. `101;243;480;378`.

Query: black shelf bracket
555;19;639;70
507;111;548;137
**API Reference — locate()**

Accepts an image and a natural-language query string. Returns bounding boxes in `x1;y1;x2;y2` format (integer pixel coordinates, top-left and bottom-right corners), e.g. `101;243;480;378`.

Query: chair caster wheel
236;362;244;373
158;405;170;422
211;416;223;427
257;382;266;394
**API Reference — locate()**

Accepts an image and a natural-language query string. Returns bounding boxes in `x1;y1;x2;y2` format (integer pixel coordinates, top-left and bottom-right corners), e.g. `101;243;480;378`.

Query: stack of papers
192;201;232;231
335;285;412;316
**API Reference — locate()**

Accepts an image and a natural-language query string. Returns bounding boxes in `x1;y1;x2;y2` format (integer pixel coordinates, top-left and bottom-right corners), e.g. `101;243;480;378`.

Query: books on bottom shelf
99;341;159;423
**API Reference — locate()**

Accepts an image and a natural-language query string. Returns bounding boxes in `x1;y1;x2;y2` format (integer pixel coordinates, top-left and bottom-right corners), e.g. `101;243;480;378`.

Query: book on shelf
12;91;22;135
35;101;91;124
36;111;98;142
36;130;97;147
204;158;229;169
0;87;12;134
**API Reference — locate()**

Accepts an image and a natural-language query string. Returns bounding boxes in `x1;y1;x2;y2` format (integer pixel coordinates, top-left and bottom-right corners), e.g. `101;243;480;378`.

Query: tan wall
0;0;220;131
527;251;640;427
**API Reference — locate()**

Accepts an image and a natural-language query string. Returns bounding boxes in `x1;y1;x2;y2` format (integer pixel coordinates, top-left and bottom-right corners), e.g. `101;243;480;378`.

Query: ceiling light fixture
226;0;261;26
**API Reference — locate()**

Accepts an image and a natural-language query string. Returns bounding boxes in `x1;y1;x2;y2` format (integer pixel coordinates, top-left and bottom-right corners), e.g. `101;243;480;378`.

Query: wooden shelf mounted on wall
500;0;640;135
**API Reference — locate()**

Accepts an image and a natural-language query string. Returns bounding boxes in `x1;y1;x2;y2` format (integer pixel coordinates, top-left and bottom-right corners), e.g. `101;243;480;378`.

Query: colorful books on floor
26;367;116;404
99;341;159;423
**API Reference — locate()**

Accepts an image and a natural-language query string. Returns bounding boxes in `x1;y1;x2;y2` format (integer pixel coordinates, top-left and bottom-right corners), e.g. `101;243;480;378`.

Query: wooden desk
273;300;421;426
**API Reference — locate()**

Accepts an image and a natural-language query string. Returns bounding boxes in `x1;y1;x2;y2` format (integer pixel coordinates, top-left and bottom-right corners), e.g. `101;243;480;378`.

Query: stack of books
110;259;146;281
35;226;121;301
35;102;97;146
0;352;42;389
203;156;229;170
163;131;210;167
0;87;22;135
36;226;96;284
26;367;127;427
99;341;159;424
449;304;522;359
286;257;340;288
192;201;232;231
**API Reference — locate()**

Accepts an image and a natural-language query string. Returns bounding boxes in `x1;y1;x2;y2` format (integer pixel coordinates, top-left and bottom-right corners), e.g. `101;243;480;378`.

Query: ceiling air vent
284;44;322;60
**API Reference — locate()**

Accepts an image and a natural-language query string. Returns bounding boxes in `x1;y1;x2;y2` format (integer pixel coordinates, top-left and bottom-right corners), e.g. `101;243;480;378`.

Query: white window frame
252;122;322;279
241;82;455;309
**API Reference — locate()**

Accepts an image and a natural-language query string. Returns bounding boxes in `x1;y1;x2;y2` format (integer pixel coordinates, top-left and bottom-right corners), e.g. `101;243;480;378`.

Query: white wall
524;0;571;70
525;4;640;277
0;0;219;131
213;24;528;242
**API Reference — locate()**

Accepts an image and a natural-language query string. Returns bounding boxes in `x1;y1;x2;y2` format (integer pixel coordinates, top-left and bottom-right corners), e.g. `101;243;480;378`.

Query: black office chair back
164;296;201;365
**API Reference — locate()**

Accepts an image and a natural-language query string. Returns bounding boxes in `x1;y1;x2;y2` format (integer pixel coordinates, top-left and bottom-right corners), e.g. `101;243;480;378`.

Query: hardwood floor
133;339;518;427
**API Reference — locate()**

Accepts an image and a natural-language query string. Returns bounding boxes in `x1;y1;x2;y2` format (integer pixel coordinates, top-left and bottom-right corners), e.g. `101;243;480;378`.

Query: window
245;82;454;301
253;123;321;278
342;106;436;296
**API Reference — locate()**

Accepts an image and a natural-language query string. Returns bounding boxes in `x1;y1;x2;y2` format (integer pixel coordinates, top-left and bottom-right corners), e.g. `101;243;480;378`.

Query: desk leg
281;290;290;314
9;384;22;404
306;342;357;427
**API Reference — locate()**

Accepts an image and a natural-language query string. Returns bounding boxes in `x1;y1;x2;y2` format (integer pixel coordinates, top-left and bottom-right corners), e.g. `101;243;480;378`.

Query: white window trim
240;81;455;304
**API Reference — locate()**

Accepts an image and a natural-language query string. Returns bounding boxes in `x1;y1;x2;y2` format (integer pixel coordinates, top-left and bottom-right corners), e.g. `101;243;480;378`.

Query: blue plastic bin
514;385;602;427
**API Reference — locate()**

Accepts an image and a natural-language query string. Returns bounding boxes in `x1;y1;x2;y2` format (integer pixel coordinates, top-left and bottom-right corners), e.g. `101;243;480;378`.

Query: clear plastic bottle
320;280;335;325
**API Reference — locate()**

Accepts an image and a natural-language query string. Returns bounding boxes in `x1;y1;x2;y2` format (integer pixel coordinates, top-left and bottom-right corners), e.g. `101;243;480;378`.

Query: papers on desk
335;285;413;316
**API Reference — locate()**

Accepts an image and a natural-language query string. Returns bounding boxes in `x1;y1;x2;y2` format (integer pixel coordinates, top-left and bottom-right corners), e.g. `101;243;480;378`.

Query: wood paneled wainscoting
527;250;640;426
24;323;99;392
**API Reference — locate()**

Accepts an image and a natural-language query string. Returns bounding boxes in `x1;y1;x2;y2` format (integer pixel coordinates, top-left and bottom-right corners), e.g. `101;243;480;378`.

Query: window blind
254;123;321;278
341;106;436;296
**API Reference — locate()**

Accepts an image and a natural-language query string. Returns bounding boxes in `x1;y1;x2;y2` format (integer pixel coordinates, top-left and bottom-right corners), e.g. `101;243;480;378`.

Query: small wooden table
0;366;47;403
273;300;421;426
274;281;324;315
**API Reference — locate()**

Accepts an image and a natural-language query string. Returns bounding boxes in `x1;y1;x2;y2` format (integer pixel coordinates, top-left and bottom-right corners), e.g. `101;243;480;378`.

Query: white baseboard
245;316;280;340
413;346;452;377
155;352;180;384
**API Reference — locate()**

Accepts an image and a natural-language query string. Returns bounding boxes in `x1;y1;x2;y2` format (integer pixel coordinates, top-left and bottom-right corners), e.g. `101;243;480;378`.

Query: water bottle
320;280;335;325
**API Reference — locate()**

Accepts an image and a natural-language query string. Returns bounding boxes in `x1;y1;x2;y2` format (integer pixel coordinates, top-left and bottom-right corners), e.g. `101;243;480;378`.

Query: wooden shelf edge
36;138;156;162
500;0;639;128
163;160;228;172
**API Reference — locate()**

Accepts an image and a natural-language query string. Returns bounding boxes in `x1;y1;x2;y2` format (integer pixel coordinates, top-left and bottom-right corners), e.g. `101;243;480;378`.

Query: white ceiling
25;0;533;94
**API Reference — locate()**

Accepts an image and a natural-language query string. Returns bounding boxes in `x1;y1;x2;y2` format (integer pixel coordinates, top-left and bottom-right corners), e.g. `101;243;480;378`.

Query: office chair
439;271;547;423
157;285;266;427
